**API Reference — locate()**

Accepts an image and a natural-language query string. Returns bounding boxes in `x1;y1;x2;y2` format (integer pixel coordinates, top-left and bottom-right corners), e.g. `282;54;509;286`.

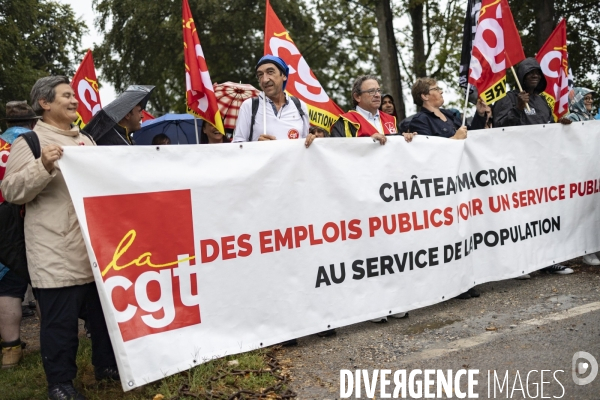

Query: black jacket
493;58;553;127
408;108;486;138
95;124;134;146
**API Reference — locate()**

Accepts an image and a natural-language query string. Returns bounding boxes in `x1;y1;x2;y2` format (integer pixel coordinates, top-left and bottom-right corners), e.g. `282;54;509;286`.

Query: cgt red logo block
84;190;200;342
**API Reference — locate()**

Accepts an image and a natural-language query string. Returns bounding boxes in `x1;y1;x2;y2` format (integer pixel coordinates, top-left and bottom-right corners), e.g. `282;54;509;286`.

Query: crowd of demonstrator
0;54;597;400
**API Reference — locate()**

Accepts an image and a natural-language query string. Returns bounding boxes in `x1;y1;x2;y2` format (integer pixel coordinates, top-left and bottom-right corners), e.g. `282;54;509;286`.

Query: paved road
282;258;600;399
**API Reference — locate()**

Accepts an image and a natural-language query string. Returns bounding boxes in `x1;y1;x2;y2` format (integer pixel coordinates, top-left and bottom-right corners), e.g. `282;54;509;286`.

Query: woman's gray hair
351;75;380;107
30;76;70;115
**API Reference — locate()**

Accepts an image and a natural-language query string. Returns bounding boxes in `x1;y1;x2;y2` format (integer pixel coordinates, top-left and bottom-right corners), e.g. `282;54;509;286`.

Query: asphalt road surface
282;257;600;399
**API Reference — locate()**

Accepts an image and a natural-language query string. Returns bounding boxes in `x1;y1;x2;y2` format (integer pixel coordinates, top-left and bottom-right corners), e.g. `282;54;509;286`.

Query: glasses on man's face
583;96;594;102
360;88;382;96
429;87;443;93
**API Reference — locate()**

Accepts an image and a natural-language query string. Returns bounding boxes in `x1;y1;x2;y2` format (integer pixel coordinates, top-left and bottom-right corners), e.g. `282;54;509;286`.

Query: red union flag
536;19;569;121
264;0;343;131
0;138;10;202
182;0;224;134
468;0;525;104
141;109;155;122
84;190;200;342
71;50;101;129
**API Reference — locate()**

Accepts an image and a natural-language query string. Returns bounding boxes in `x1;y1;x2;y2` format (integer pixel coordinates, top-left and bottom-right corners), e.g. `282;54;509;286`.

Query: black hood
516;57;547;93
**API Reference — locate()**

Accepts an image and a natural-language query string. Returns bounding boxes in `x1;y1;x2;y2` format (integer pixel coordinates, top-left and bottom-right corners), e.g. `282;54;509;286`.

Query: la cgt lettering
84;189;201;342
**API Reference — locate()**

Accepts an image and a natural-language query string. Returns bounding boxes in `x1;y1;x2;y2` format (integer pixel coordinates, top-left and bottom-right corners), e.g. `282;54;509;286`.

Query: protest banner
264;0;344;131
468;0;525;104
59;121;600;391
536;19;569;121
183;0;224;134
71;50;101;129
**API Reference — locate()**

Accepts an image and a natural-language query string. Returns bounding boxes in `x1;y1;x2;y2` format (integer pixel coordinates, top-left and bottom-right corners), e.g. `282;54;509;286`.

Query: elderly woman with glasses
408;77;487;139
567;88;596;122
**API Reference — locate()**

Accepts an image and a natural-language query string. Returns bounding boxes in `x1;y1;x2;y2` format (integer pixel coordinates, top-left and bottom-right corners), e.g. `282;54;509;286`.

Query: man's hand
305;133;316;148
558;117;572;125
41;145;63;173
257;134;277;141
372;133;387;145
402;132;417;143
476;98;491;117
516;91;530;110
451;126;468;140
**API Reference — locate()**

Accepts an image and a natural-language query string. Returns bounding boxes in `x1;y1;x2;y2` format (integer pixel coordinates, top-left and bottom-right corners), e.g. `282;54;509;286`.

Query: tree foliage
92;0;600;114
395;0;464;87
508;0;600;94
93;0;379;113
0;0;86;129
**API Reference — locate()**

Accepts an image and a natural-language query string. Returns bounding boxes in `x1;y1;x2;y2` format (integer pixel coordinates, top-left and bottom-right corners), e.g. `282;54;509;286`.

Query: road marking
402;302;600;363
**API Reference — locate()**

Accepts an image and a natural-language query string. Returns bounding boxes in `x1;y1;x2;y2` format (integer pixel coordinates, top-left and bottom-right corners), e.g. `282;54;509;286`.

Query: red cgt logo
84;190;200;342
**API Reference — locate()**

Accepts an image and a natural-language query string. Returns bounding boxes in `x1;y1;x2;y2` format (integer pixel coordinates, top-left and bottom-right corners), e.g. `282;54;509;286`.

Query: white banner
59;121;600;391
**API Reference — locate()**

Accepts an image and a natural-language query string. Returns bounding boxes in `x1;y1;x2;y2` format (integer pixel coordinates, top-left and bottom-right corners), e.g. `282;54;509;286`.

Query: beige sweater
1;121;95;288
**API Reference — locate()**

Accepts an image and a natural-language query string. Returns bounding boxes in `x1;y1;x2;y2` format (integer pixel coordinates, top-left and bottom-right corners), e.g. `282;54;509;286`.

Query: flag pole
506;54;531;111
263;91;267;137
462;84;471;126
194;116;200;144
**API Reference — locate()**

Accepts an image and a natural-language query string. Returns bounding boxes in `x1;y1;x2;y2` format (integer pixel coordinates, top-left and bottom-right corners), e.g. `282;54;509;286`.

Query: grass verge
0;338;294;400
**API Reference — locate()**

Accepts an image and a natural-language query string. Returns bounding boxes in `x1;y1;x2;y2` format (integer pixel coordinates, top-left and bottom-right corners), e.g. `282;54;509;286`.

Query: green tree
396;0;464;86
93;0;379;113
509;0;600;95
0;0;86;129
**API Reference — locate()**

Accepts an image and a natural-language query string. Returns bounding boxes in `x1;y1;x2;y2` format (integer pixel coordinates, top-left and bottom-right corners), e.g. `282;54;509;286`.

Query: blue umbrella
133;113;204;145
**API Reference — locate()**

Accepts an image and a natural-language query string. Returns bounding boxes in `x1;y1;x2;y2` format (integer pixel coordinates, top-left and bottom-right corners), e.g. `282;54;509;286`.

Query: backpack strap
249;95;306;141
249;97;260;142
19;131;41;159
289;96;305;118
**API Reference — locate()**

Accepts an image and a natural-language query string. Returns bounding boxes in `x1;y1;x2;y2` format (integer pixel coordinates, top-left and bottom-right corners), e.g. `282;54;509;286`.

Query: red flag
536;19;569;121
468;0;525;104
183;0;224;134
141;110;155;122
264;0;343;131
71;50;102;129
0;137;10;202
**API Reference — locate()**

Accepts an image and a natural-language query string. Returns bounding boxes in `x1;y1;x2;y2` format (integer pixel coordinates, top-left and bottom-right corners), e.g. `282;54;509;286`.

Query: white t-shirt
233;93;309;142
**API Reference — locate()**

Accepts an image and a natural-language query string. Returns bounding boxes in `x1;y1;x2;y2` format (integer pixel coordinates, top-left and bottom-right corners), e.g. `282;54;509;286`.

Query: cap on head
255;55;289;91
3;101;42;122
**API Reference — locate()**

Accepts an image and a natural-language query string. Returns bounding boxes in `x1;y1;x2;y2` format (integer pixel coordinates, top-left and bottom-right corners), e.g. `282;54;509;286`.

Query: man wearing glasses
330;75;407;143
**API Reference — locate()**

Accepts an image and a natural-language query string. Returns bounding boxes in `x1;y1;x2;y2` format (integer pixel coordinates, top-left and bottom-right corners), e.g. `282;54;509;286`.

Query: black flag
458;0;481;100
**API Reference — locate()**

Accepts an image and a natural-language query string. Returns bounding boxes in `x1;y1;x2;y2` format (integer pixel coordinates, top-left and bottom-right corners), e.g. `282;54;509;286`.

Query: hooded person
494;58;572;127
567;87;596;122
493;58;574;277
233;55;315;147
83;85;154;145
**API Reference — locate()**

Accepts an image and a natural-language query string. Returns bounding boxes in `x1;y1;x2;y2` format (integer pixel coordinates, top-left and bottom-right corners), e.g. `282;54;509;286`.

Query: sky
59;0;117;104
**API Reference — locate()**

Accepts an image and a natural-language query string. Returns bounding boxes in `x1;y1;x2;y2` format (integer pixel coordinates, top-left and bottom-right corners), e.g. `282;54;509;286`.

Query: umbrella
83;85;155;142
213;82;260;130
132;113;203;145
